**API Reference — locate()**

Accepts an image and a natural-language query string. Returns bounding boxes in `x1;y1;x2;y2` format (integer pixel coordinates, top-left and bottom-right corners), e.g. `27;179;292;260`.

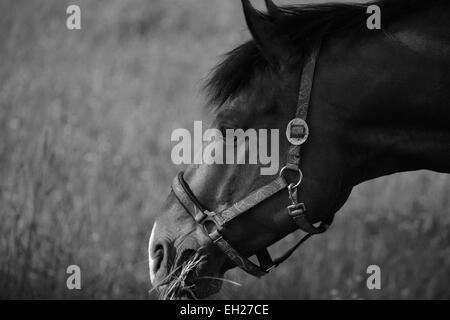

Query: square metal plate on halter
286;118;309;146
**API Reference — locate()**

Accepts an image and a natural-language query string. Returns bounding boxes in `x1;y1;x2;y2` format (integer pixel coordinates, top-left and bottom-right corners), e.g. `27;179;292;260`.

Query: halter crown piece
171;29;332;277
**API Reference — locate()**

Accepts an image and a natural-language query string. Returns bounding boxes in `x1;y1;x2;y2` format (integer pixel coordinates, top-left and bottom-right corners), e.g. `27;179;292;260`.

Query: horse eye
217;125;227;137
217;122;233;134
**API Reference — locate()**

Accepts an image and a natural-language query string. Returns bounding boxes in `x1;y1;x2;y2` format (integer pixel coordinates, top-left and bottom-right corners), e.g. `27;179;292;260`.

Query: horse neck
325;4;450;187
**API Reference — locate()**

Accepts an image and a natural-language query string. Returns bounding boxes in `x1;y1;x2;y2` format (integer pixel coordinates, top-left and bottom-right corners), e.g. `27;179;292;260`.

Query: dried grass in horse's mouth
154;252;205;300
151;252;242;300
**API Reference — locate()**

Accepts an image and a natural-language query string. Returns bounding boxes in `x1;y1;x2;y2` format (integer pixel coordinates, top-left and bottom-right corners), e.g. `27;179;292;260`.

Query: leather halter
171;32;332;277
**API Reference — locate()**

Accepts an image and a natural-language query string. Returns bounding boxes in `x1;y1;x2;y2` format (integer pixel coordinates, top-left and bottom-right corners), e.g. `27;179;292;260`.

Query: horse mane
204;0;442;108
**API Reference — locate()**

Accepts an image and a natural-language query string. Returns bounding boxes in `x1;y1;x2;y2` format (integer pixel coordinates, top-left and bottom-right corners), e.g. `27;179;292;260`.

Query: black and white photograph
1;0;450;309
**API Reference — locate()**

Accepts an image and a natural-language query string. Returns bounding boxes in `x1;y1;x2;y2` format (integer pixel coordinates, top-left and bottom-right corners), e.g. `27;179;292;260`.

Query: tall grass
0;0;449;300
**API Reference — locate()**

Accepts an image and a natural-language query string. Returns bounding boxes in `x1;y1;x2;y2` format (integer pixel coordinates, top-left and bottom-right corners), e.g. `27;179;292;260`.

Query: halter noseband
171;31;332;277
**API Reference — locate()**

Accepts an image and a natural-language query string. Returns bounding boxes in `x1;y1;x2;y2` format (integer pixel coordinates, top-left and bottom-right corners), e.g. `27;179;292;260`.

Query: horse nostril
149;223;171;284
152;245;164;273
149;238;171;285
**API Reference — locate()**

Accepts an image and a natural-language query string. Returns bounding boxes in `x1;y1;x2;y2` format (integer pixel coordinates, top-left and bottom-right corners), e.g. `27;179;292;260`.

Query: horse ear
242;0;283;65
264;0;281;19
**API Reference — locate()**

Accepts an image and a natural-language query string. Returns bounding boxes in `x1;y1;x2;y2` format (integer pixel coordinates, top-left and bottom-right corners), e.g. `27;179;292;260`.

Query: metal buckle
287;202;307;218
286;183;307;217
199;210;225;241
286;118;309;146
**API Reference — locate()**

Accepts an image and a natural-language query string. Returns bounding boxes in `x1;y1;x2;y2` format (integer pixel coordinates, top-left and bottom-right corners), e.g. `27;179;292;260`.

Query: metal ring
279;166;303;189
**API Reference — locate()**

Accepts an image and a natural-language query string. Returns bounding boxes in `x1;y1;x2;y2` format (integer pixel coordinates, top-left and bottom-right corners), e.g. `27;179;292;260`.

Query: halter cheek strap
282;33;330;235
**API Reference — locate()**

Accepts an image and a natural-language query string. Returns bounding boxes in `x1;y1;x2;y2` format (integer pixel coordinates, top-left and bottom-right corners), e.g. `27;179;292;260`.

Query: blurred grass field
0;0;449;300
